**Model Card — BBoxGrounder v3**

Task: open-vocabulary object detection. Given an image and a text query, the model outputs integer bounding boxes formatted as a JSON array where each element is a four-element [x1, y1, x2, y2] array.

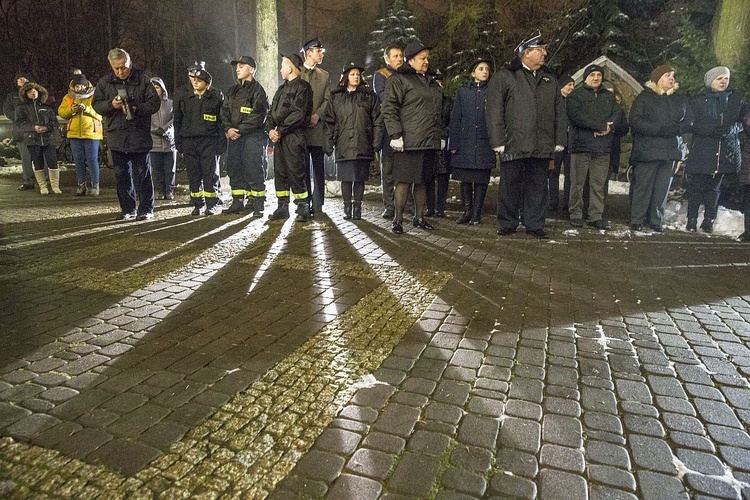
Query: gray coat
[[150, 78, 175, 153]]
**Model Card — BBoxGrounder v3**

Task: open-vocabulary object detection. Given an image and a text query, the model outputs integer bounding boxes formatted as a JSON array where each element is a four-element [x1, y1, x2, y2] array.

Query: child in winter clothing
[[15, 82, 60, 194], [58, 70, 103, 195]]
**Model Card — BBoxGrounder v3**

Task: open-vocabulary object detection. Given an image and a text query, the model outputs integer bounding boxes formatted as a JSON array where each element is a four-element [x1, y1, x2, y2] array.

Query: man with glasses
[[486, 32, 567, 239]]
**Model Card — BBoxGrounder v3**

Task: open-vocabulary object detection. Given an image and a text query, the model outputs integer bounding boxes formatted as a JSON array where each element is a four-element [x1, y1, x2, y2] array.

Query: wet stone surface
[[1, 169, 750, 498]]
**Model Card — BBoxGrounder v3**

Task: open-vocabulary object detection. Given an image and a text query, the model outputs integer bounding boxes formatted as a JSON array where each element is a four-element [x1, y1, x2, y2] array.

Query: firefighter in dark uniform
[[221, 55, 269, 216], [174, 62, 226, 216], [266, 54, 313, 221]]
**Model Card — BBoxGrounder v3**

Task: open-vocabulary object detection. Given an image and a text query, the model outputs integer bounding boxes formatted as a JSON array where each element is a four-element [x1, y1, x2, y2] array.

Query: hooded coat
[[149, 77, 175, 153], [3, 72, 35, 142], [15, 83, 58, 147], [686, 88, 744, 175], [485, 58, 567, 162], [92, 67, 161, 153], [381, 64, 444, 151], [629, 81, 691, 163], [448, 80, 495, 171], [325, 84, 382, 162], [58, 77, 103, 140]]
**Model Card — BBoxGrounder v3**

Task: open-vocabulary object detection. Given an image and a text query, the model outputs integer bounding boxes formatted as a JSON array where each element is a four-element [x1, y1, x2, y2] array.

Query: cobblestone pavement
[[1, 167, 749, 499]]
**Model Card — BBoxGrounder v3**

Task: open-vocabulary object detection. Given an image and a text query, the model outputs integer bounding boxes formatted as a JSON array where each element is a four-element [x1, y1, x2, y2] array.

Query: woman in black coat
[[629, 64, 691, 232], [381, 40, 445, 234], [449, 59, 494, 225], [325, 63, 382, 220], [685, 67, 744, 233], [15, 82, 60, 195]]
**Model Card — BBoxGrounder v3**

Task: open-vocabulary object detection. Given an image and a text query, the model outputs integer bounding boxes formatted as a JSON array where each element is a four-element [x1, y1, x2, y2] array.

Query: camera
[[115, 88, 134, 121]]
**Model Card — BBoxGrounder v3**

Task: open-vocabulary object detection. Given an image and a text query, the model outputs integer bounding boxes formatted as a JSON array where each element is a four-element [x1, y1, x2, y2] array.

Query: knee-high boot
[[34, 170, 49, 195], [457, 182, 473, 224]]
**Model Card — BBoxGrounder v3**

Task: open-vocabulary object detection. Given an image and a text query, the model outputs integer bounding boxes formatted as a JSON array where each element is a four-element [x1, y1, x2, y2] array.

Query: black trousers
[[305, 145, 325, 210], [28, 144, 57, 171], [687, 173, 723, 222], [226, 132, 266, 199], [274, 130, 308, 202], [497, 158, 549, 232], [549, 150, 570, 210], [183, 136, 221, 208]]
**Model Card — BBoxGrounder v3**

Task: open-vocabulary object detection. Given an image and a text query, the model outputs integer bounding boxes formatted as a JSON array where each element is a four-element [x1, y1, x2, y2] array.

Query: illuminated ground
[[1, 168, 749, 499]]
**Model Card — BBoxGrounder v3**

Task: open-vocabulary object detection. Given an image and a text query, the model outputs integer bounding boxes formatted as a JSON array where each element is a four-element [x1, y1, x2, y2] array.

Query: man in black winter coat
[[93, 48, 161, 221], [221, 56, 269, 217], [486, 32, 567, 239]]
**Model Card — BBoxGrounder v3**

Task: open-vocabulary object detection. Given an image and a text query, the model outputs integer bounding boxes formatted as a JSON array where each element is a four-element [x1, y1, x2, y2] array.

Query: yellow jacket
[[58, 82, 103, 140]]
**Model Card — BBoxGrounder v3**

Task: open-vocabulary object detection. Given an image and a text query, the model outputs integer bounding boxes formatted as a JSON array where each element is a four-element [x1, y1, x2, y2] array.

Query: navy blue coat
[[686, 88, 744, 175], [448, 80, 495, 171]]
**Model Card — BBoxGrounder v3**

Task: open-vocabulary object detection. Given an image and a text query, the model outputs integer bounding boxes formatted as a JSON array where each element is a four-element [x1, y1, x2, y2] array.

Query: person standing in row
[[685, 66, 744, 233], [449, 58, 494, 226], [373, 43, 404, 219], [299, 38, 331, 217], [325, 62, 382, 220], [4, 73, 36, 190], [548, 75, 575, 213], [16, 82, 61, 195], [149, 77, 176, 201], [221, 55, 269, 217], [566, 64, 623, 230], [381, 40, 445, 234], [93, 48, 160, 221], [486, 32, 566, 239], [629, 64, 691, 232], [266, 54, 313, 222], [174, 62, 226, 216]]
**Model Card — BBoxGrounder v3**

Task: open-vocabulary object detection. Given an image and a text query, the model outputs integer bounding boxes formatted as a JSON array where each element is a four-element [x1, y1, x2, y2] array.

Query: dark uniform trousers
[[305, 146, 325, 210], [226, 131, 266, 200], [274, 130, 309, 202], [111, 150, 154, 216], [182, 136, 221, 208], [497, 157, 549, 232], [687, 173, 723, 222]]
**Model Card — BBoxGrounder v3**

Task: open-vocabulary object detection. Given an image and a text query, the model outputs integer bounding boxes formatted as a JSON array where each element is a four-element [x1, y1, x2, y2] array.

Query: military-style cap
[[231, 56, 257, 67], [341, 62, 365, 75], [301, 38, 325, 53], [283, 53, 304, 72], [515, 31, 547, 53], [187, 61, 211, 84], [403, 40, 431, 61]]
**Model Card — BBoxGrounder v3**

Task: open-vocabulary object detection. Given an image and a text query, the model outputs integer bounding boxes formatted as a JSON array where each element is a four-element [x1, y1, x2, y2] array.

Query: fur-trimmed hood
[[644, 80, 679, 96], [19, 82, 48, 103]]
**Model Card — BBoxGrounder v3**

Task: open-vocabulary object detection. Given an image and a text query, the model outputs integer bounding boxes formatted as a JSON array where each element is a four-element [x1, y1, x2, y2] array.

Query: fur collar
[[645, 80, 679, 95]]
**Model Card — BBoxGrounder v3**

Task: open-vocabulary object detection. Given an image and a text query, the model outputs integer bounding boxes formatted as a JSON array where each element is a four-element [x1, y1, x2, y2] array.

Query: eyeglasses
[[529, 46, 547, 53]]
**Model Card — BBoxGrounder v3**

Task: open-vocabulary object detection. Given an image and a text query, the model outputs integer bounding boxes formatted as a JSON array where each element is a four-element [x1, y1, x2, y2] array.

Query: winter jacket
[[448, 80, 494, 171], [299, 65, 331, 147], [149, 78, 175, 153], [15, 83, 58, 147], [173, 85, 226, 154], [381, 64, 444, 151], [486, 58, 567, 162], [740, 108, 750, 186], [265, 77, 313, 137], [324, 85, 383, 162], [221, 78, 269, 137], [566, 84, 623, 154], [686, 88, 744, 175], [58, 79, 103, 140], [373, 65, 396, 103], [629, 81, 691, 164], [92, 67, 161, 153]]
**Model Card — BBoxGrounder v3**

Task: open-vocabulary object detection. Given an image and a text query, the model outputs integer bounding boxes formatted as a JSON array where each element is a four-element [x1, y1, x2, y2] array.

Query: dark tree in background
[[366, 0, 418, 76]]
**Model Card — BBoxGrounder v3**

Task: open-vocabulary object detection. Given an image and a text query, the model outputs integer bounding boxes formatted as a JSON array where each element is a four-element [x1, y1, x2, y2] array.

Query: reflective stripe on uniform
[[190, 191, 205, 198], [292, 191, 309, 200], [248, 189, 266, 197], [231, 189, 246, 196], [204, 191, 219, 198], [276, 190, 291, 197]]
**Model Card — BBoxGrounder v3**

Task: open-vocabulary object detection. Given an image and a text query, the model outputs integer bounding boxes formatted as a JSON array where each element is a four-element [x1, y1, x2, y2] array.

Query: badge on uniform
[[240, 106, 253, 114], [203, 114, 217, 121]]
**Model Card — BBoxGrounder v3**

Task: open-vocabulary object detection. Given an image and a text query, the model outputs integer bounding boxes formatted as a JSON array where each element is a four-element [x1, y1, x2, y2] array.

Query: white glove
[[494, 146, 505, 154], [554, 145, 565, 152], [440, 139, 446, 150], [390, 137, 404, 152]]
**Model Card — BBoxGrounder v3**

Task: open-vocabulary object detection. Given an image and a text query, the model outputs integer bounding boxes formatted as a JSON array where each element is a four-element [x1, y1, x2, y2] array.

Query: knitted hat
[[704, 66, 730, 87], [72, 69, 88, 87], [558, 75, 574, 89], [583, 64, 604, 81], [650, 64, 674, 83], [469, 58, 492, 74]]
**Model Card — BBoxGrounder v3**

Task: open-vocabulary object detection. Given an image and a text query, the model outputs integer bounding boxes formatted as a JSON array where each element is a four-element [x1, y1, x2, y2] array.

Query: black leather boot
[[457, 182, 473, 224], [224, 197, 245, 214], [352, 202, 362, 220], [470, 183, 487, 225], [269, 199, 290, 220], [295, 200, 310, 222], [700, 219, 714, 233], [343, 202, 353, 220], [686, 218, 697, 232], [252, 197, 265, 217]]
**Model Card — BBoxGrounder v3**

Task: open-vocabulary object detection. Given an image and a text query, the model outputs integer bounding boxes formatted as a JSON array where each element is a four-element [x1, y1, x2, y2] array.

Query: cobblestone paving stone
[[1, 169, 750, 499]]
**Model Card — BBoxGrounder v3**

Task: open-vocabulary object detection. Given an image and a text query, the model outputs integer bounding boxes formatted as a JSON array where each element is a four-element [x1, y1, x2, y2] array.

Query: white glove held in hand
[[441, 139, 446, 150], [554, 145, 565, 152], [494, 146, 505, 154], [390, 137, 404, 152]]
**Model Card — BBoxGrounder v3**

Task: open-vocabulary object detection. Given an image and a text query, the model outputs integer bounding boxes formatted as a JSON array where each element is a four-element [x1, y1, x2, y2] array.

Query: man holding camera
[[93, 48, 161, 220]]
